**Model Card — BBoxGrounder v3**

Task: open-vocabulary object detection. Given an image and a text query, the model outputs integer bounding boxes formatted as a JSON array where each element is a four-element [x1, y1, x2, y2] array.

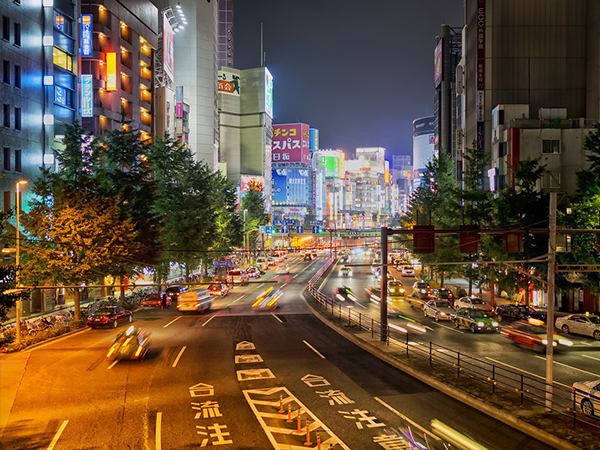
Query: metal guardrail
[[307, 258, 600, 433]]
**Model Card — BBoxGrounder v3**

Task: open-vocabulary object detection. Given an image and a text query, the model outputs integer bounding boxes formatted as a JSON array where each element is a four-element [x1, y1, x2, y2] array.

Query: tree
[[241, 181, 267, 254], [0, 210, 26, 322]]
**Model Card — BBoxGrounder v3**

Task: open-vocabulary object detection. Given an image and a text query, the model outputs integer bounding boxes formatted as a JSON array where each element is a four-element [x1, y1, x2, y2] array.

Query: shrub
[[3, 320, 87, 353]]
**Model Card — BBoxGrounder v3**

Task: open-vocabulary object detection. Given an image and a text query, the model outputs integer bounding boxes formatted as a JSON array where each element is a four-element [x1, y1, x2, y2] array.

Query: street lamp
[[15, 180, 27, 343]]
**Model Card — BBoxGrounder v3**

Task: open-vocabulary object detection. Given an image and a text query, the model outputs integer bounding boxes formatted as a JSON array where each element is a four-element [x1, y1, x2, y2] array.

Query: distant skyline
[[234, 0, 464, 159]]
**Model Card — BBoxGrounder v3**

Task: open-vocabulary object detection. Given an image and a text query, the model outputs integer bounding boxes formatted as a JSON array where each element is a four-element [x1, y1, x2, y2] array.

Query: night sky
[[234, 0, 464, 160]]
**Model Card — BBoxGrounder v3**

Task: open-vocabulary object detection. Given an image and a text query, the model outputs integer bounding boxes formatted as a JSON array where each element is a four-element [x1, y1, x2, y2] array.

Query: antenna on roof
[[260, 22, 264, 66]]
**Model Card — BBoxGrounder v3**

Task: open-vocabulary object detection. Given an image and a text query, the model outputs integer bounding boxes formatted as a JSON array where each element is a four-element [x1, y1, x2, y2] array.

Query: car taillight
[[134, 345, 143, 358], [102, 317, 109, 322], [87, 317, 93, 321]]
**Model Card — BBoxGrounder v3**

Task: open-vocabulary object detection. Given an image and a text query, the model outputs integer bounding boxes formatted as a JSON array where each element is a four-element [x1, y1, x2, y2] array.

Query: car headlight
[[492, 322, 499, 327], [477, 322, 484, 327], [440, 312, 446, 316]]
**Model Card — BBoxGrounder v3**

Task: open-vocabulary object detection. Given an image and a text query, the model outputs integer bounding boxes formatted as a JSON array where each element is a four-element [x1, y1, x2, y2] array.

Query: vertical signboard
[[81, 14, 92, 57], [265, 68, 273, 118], [163, 14, 174, 82], [434, 39, 443, 88], [176, 85, 183, 118], [272, 123, 310, 163], [81, 74, 93, 117], [106, 52, 117, 91], [309, 128, 319, 150], [271, 169, 287, 204], [476, 0, 485, 150]]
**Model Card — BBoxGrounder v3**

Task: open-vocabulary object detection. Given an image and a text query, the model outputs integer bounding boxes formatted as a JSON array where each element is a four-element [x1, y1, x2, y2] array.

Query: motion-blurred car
[[141, 292, 171, 308], [165, 285, 187, 301], [208, 283, 229, 297], [454, 296, 494, 313], [177, 290, 213, 313], [229, 269, 249, 285], [452, 307, 499, 333], [556, 314, 600, 340], [247, 266, 262, 278], [340, 255, 352, 265], [252, 286, 283, 310], [87, 306, 133, 329], [573, 379, 600, 417], [387, 280, 406, 297], [401, 266, 415, 277], [106, 325, 150, 361], [374, 268, 395, 283], [255, 257, 269, 271], [422, 299, 454, 321], [410, 281, 434, 307], [334, 286, 357, 303], [304, 253, 313, 261], [495, 304, 544, 323], [339, 266, 353, 277], [276, 264, 291, 274], [501, 319, 572, 352]]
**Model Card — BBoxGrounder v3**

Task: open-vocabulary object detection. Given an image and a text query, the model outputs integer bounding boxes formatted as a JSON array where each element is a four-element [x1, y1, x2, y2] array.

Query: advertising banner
[[476, 0, 485, 150], [218, 69, 240, 96], [271, 169, 287, 204], [240, 175, 263, 193], [81, 74, 93, 117], [106, 52, 117, 91], [81, 14, 92, 57], [265, 68, 273, 118], [310, 128, 319, 150], [163, 14, 174, 82], [434, 39, 443, 88], [319, 156, 340, 178], [272, 123, 310, 163]]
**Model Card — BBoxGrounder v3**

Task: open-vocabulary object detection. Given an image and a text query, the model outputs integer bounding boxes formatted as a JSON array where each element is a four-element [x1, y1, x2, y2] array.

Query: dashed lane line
[[302, 340, 326, 359], [271, 313, 283, 323], [201, 314, 217, 327], [485, 357, 571, 389], [163, 316, 182, 328], [243, 387, 350, 450], [582, 354, 600, 362], [155, 412, 162, 450], [434, 323, 464, 333], [374, 397, 441, 442], [47, 420, 68, 450], [107, 360, 119, 370], [172, 346, 186, 368], [534, 355, 600, 378]]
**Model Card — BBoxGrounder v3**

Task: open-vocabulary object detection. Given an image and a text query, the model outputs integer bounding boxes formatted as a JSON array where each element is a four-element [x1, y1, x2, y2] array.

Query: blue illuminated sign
[[81, 15, 92, 57], [81, 75, 93, 117]]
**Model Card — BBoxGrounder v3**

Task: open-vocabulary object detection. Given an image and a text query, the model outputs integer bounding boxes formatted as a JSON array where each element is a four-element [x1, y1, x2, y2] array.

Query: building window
[[53, 11, 73, 37], [2, 60, 8, 84], [542, 172, 561, 189], [3, 147, 10, 171], [13, 22, 20, 47], [2, 16, 9, 41], [14, 64, 20, 88], [3, 104, 9, 128], [3, 191, 11, 212], [542, 140, 560, 154], [14, 107, 20, 130], [14, 149, 21, 172], [53, 46, 73, 72]]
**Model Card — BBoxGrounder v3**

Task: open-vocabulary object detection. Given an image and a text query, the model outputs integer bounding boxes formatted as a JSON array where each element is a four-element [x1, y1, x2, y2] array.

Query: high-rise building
[[412, 117, 435, 188], [217, 0, 234, 68]]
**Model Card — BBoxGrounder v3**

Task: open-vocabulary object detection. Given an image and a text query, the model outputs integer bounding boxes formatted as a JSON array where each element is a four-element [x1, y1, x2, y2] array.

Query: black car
[[334, 286, 357, 302], [433, 288, 455, 303], [495, 304, 545, 322], [87, 306, 133, 329], [304, 253, 313, 261], [165, 285, 187, 301]]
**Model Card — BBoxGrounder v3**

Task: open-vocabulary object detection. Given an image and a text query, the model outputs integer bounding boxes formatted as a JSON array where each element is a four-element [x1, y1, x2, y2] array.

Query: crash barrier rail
[[307, 259, 600, 433]]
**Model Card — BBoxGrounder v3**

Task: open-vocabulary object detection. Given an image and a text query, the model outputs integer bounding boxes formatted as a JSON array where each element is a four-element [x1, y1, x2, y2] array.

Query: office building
[[412, 117, 435, 188], [217, 0, 234, 68]]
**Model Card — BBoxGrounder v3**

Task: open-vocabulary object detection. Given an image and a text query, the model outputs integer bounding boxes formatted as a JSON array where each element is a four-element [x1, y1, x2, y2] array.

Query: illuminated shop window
[[53, 47, 73, 72]]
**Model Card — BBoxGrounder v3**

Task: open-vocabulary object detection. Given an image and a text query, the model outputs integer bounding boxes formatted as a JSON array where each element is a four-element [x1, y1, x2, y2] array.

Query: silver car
[[556, 314, 600, 340], [423, 300, 454, 321], [573, 379, 600, 417]]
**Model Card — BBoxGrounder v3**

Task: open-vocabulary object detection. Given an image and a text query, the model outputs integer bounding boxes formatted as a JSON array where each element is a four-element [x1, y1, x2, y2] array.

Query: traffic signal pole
[[380, 226, 388, 342], [545, 192, 557, 409]]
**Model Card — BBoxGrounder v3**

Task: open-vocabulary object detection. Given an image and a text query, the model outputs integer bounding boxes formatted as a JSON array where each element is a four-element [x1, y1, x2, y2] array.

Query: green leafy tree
[[241, 181, 267, 255], [0, 210, 26, 322]]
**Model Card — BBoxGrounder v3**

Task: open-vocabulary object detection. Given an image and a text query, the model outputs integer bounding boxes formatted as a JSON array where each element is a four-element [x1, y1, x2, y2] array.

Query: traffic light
[[413, 225, 435, 254], [318, 227, 323, 233]]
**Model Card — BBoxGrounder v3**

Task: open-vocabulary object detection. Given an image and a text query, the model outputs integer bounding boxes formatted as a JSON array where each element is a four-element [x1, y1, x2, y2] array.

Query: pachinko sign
[[272, 123, 310, 163]]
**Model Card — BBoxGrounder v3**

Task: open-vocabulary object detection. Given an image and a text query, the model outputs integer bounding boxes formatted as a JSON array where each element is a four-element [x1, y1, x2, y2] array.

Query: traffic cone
[[278, 394, 284, 413], [296, 408, 302, 433], [316, 431, 321, 450], [304, 418, 312, 446], [286, 403, 293, 423]]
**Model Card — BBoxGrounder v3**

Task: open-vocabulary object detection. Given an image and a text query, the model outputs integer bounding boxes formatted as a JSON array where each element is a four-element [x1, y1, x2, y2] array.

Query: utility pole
[[380, 226, 388, 342], [545, 192, 557, 409]]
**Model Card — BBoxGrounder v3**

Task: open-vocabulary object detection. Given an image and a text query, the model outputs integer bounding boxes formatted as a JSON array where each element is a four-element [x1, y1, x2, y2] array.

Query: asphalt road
[[0, 255, 553, 449], [323, 251, 600, 391]]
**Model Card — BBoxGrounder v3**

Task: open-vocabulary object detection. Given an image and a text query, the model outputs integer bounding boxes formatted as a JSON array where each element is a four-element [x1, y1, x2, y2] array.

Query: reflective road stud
[[278, 394, 284, 413], [286, 403, 293, 423], [304, 418, 312, 446]]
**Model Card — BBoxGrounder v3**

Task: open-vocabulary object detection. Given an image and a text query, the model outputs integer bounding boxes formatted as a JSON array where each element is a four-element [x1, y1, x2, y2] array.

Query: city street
[[0, 255, 551, 450]]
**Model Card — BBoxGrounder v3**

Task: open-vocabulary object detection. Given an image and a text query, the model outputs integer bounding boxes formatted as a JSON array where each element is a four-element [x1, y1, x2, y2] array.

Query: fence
[[308, 258, 600, 433]]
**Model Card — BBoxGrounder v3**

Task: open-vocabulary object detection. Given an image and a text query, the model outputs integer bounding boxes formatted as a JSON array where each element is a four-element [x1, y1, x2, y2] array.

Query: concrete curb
[[301, 289, 582, 450], [12, 325, 90, 353]]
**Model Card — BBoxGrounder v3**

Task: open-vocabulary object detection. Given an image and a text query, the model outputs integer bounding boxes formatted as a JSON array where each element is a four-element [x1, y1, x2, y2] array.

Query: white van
[[176, 291, 212, 313]]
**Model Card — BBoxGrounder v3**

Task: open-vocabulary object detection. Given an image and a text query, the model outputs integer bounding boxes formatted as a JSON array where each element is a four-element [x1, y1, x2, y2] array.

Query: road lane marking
[[583, 355, 600, 362], [231, 295, 246, 304], [156, 412, 162, 450], [243, 387, 350, 450], [47, 420, 68, 450], [374, 397, 441, 442], [163, 316, 182, 328], [107, 360, 119, 370], [435, 323, 464, 333], [280, 283, 287, 288], [485, 357, 570, 389], [534, 355, 600, 378], [302, 340, 325, 359], [271, 313, 283, 323], [293, 274, 299, 278], [202, 314, 217, 327], [172, 346, 187, 368]]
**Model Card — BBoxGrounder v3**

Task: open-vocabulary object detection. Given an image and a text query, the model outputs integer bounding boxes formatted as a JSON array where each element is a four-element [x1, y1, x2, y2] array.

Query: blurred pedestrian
[[161, 293, 168, 310]]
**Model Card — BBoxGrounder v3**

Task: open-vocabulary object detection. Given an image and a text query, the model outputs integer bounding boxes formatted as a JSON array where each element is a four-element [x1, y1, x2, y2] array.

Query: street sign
[[296, 226, 303, 233], [265, 226, 273, 234], [273, 220, 283, 226], [281, 226, 289, 233], [259, 226, 265, 234], [284, 219, 297, 226], [309, 220, 323, 226], [312, 226, 319, 233]]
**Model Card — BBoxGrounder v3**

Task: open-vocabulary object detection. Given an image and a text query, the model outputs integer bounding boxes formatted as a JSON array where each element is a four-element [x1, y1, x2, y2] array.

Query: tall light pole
[[243, 209, 248, 265], [15, 180, 27, 343]]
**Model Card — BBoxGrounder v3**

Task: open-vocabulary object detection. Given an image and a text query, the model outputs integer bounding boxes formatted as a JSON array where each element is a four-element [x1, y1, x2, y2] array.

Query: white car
[[276, 264, 290, 275], [454, 296, 494, 313], [422, 300, 454, 321], [573, 379, 600, 417], [401, 266, 415, 277], [556, 314, 600, 340]]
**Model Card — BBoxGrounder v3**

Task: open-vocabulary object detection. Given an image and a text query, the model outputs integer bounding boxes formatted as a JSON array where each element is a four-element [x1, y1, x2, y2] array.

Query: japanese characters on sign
[[81, 15, 92, 57], [272, 123, 310, 163], [434, 39, 443, 88], [106, 52, 117, 91], [81, 75, 93, 117], [218, 69, 241, 96]]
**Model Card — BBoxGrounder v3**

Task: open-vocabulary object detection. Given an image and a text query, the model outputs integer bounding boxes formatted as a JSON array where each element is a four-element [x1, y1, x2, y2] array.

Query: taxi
[[573, 379, 600, 417], [452, 307, 499, 333], [252, 287, 283, 310], [339, 266, 353, 277]]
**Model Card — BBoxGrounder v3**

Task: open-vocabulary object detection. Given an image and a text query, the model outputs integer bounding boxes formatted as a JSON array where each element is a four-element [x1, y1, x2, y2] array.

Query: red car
[[208, 283, 229, 297], [141, 292, 171, 308], [501, 319, 572, 352]]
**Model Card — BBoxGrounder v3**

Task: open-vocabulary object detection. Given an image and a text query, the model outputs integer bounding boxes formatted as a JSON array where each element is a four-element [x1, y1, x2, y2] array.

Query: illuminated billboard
[[434, 39, 443, 88], [81, 14, 92, 57], [240, 175, 263, 193], [81, 74, 93, 117], [310, 128, 319, 150], [271, 169, 309, 205], [265, 68, 273, 118], [272, 123, 310, 163], [318, 150, 345, 178], [106, 52, 117, 91], [163, 14, 174, 82], [384, 160, 390, 184], [218, 69, 240, 96], [271, 170, 287, 204]]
